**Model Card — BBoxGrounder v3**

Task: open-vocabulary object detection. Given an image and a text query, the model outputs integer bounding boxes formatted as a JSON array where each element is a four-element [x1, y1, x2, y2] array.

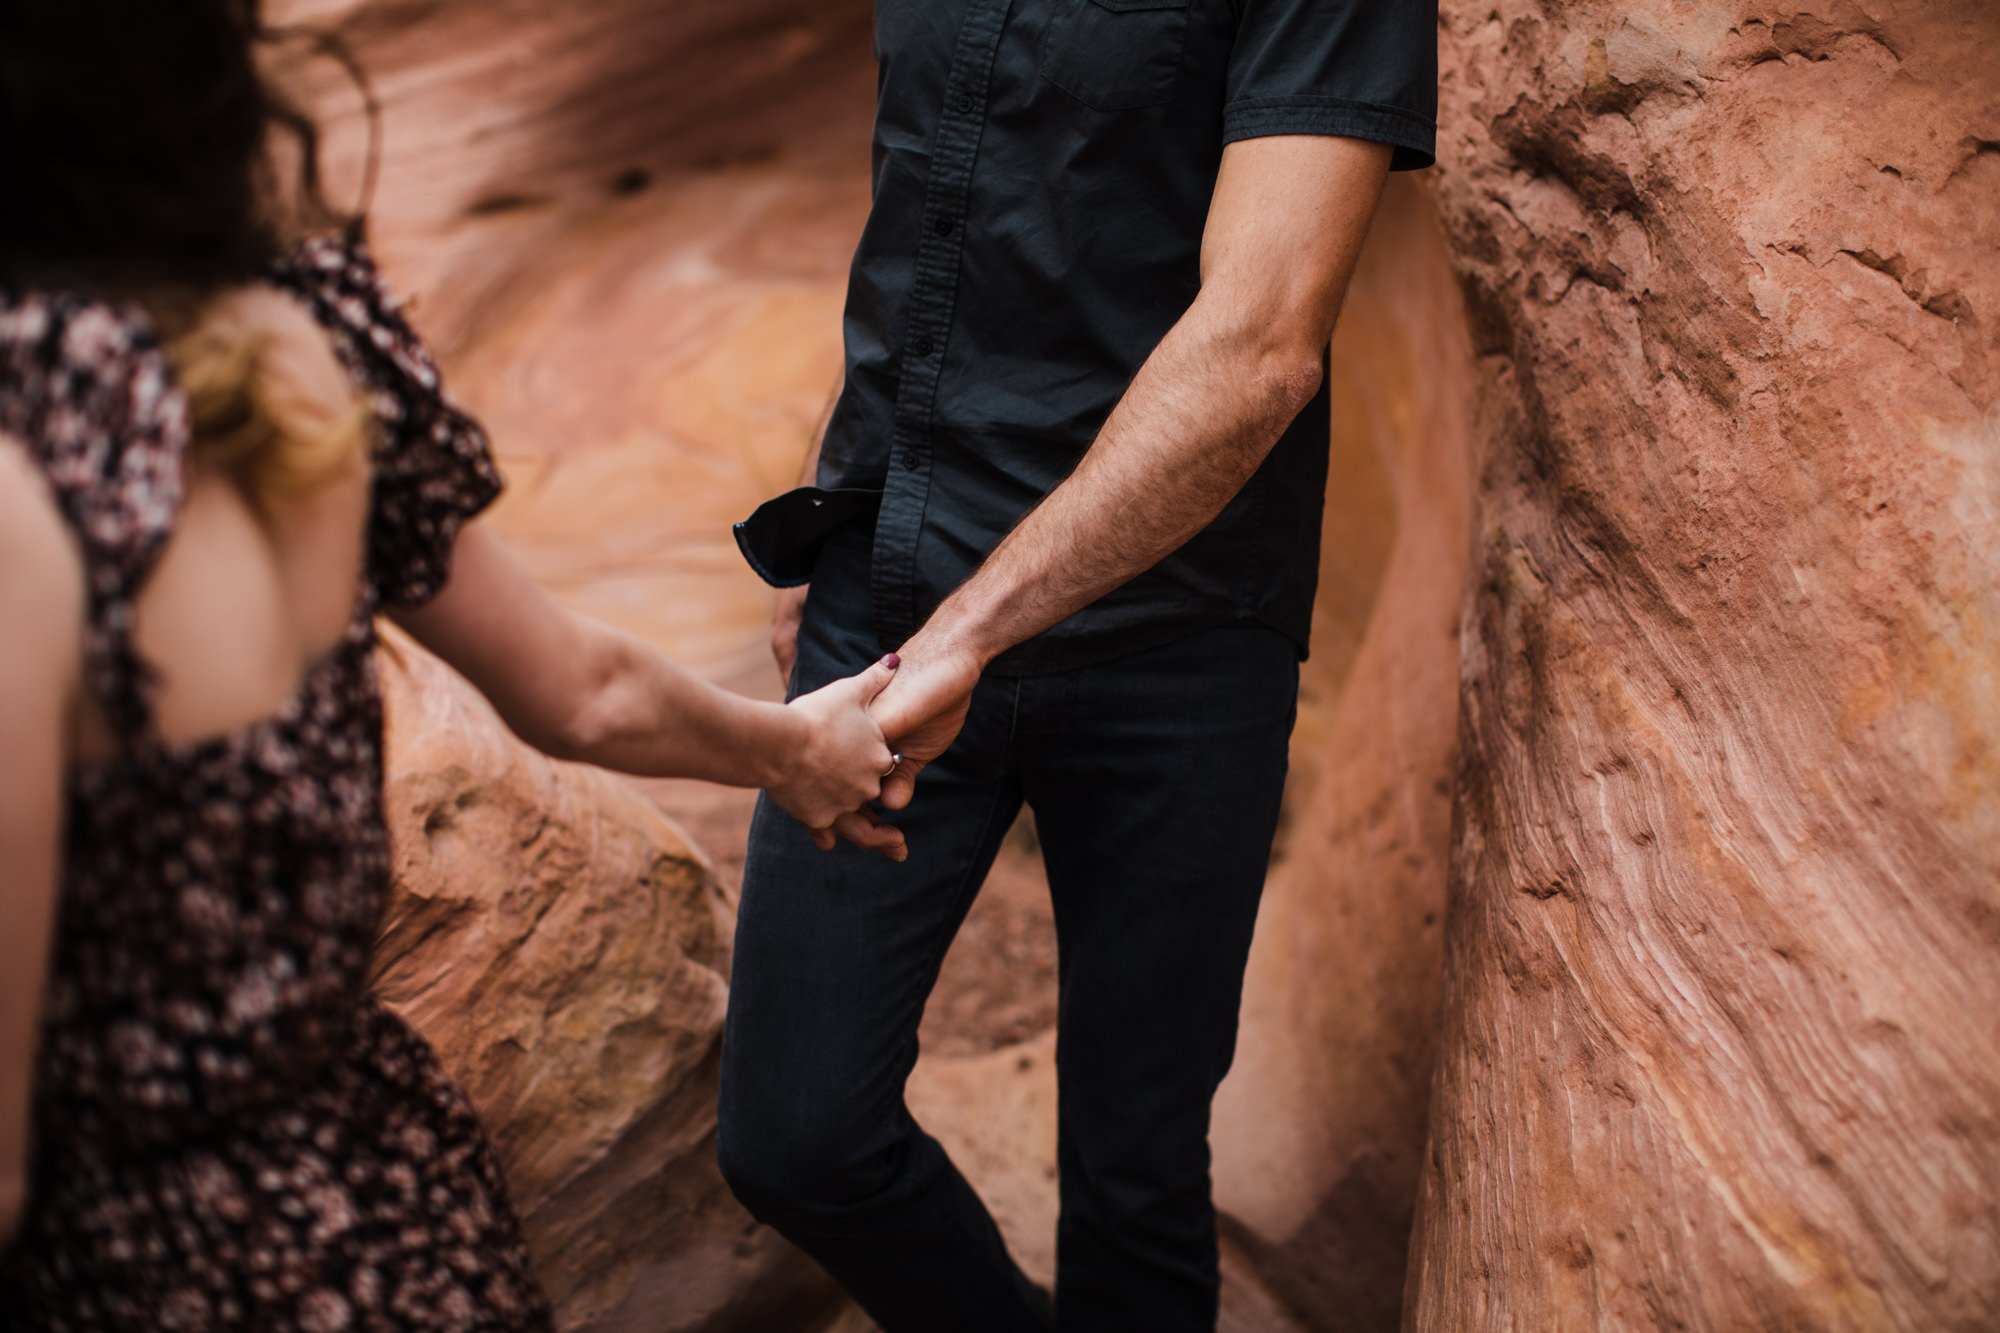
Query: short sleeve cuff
[[1223, 97, 1436, 171]]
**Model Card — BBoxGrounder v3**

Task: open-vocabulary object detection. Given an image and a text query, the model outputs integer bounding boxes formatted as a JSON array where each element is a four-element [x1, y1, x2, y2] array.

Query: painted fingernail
[[882, 653, 901, 670]]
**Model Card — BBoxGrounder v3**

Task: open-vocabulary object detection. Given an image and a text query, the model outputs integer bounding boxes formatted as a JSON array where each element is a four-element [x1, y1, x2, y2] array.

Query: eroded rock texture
[[1411, 3, 2000, 1328], [272, 0, 873, 249]]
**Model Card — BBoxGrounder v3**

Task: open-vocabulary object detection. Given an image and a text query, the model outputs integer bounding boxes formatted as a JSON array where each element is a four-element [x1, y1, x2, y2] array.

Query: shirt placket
[[870, 0, 1018, 651]]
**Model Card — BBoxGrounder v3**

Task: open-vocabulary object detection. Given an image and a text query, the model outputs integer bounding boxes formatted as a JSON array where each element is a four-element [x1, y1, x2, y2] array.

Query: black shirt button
[[901, 450, 922, 471], [915, 335, 936, 357], [952, 93, 974, 114], [932, 216, 955, 237]]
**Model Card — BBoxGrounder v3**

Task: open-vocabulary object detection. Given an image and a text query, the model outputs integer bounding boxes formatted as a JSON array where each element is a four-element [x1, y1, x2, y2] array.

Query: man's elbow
[[1193, 295, 1329, 434], [1251, 348, 1325, 437]]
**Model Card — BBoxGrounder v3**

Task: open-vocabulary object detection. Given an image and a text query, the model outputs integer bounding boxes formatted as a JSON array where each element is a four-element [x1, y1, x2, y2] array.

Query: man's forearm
[[906, 307, 1320, 669], [865, 137, 1389, 806], [897, 135, 1390, 676]]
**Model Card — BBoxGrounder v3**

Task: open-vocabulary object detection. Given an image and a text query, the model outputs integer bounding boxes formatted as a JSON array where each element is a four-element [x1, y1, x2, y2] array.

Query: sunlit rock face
[[1410, 3, 2000, 1328], [270, 0, 874, 251]]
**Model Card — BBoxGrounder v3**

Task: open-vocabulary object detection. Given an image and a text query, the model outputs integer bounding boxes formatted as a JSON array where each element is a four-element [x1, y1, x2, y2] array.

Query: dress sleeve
[[270, 236, 504, 610], [1224, 0, 1438, 171], [0, 290, 188, 741]]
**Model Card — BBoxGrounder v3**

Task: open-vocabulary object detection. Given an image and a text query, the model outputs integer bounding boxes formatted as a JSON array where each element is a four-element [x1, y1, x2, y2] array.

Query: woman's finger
[[831, 808, 907, 862]]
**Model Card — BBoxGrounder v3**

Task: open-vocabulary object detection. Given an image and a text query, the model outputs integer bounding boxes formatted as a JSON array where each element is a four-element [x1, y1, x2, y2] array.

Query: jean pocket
[[1038, 0, 1192, 112]]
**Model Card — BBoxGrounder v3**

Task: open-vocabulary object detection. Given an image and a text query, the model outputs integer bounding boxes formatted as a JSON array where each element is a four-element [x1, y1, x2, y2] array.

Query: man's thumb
[[882, 760, 924, 812]]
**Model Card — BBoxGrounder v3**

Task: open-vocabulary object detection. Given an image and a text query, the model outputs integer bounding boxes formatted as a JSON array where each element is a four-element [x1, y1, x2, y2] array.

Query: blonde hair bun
[[159, 285, 369, 502]]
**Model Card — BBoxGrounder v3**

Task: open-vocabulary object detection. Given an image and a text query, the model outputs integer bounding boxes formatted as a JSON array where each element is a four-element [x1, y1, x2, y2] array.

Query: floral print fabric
[[0, 238, 551, 1332]]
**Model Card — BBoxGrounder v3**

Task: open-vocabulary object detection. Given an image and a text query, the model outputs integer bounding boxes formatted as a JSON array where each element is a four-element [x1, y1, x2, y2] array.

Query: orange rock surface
[[1409, 2, 2000, 1328]]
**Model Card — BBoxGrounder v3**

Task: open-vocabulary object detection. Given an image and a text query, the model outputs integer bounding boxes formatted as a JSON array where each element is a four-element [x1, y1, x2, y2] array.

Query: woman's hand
[[769, 655, 907, 861], [398, 525, 909, 858]]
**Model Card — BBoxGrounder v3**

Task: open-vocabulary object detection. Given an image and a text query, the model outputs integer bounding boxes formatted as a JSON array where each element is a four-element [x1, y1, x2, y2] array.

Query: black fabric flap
[[733, 486, 883, 588]]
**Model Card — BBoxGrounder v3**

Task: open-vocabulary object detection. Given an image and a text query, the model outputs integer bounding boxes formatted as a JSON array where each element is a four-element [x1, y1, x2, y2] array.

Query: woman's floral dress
[[0, 238, 555, 1333]]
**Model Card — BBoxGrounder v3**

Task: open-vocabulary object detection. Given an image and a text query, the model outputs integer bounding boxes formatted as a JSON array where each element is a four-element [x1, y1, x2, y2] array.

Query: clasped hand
[[765, 649, 982, 862]]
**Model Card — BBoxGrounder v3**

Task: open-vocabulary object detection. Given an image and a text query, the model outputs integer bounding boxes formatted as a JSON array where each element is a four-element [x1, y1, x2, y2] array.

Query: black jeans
[[718, 525, 1297, 1332]]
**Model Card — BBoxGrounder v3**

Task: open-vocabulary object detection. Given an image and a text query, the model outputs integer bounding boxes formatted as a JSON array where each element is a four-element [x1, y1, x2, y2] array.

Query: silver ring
[[881, 754, 902, 778]]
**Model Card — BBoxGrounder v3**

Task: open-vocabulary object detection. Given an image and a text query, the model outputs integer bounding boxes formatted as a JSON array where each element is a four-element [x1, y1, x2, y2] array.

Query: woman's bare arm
[[0, 438, 84, 1242], [390, 522, 906, 854]]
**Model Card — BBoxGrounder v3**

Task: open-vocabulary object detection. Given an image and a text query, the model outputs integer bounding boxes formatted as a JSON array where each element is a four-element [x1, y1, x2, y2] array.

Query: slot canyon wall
[[1410, 2, 2000, 1330], [268, 0, 1999, 1329]]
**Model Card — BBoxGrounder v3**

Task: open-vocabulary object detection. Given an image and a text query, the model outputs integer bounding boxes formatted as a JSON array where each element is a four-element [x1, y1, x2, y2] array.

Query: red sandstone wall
[[1410, 3, 2000, 1327]]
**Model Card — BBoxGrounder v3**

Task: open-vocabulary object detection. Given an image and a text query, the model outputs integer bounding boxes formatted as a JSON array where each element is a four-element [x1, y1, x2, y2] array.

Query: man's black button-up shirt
[[737, 0, 1437, 674]]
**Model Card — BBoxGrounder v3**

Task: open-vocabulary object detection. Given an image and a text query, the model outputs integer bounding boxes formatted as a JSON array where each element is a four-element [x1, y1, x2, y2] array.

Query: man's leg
[[1019, 624, 1299, 1331], [718, 533, 1049, 1333]]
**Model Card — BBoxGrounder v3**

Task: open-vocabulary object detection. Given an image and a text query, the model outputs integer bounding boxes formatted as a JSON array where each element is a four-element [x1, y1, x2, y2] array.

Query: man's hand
[[868, 642, 986, 811], [771, 584, 809, 687]]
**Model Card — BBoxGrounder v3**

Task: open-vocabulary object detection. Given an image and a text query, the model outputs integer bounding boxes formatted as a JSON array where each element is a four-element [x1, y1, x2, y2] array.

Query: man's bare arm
[[872, 134, 1393, 804]]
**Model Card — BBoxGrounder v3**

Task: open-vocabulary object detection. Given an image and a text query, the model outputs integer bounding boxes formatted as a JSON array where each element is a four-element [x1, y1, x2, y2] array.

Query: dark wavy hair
[[0, 0, 365, 290]]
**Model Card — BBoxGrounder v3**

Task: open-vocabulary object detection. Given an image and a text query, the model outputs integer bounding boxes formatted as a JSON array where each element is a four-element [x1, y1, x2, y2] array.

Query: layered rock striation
[[1410, 3, 2000, 1328]]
